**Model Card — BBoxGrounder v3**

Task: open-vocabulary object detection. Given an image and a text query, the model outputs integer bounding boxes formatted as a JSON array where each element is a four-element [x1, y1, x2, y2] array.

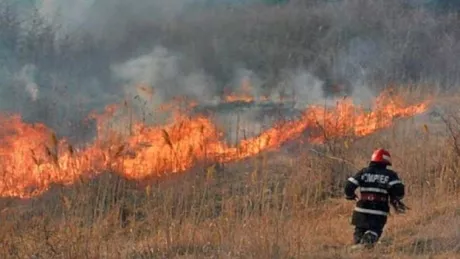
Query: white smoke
[[111, 46, 216, 119], [287, 70, 325, 109], [36, 0, 200, 38], [16, 64, 39, 102], [37, 0, 96, 38]]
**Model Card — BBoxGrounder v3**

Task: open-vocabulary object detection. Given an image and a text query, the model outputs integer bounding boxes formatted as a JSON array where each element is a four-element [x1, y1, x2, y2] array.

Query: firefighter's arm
[[344, 171, 361, 200], [388, 173, 407, 213], [388, 173, 405, 200]]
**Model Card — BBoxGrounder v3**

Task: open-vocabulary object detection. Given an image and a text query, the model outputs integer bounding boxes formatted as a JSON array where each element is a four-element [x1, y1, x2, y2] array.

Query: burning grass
[[0, 88, 429, 198], [1, 87, 459, 258]]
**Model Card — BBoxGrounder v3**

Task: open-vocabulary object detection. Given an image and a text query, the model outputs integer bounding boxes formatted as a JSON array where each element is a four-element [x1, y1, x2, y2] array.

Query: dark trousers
[[353, 226, 383, 245], [351, 210, 387, 245]]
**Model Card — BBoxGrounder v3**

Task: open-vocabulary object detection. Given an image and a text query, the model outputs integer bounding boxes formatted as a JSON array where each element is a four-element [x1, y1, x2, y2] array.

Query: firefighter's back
[[350, 163, 403, 229], [355, 166, 395, 216]]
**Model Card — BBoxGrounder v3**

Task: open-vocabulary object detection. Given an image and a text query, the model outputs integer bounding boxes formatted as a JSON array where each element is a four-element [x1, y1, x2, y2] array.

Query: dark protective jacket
[[344, 162, 405, 229]]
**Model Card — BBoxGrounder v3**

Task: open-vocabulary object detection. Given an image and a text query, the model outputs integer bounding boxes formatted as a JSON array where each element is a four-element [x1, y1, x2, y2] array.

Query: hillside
[[2, 0, 460, 258]]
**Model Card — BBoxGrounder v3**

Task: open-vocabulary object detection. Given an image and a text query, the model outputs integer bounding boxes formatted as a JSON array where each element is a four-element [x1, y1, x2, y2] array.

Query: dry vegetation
[[2, 1, 460, 258], [1, 88, 459, 259]]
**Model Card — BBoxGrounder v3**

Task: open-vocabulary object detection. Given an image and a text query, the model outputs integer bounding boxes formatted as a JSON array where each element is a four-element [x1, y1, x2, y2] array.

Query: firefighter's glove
[[391, 199, 407, 214]]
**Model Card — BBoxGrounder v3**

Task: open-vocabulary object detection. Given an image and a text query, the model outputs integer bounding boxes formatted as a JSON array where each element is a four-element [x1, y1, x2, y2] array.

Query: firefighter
[[344, 148, 406, 249]]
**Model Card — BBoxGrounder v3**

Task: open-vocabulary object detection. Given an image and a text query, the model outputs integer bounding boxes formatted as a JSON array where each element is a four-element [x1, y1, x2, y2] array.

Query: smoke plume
[[0, 0, 459, 141]]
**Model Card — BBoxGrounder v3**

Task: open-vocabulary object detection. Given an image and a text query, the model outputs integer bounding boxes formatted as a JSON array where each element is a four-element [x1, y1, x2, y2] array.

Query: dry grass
[[0, 88, 460, 259], [3, 1, 460, 258]]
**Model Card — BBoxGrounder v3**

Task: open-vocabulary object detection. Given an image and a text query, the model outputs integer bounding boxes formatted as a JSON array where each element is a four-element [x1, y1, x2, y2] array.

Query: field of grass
[[3, 1, 460, 258], [1, 87, 460, 259]]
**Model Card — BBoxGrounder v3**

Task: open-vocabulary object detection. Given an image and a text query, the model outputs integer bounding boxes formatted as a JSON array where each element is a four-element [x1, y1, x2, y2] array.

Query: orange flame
[[223, 78, 269, 103], [0, 90, 430, 198]]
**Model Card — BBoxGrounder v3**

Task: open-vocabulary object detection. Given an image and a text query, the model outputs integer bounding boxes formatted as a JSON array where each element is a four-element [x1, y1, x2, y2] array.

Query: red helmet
[[371, 148, 392, 165]]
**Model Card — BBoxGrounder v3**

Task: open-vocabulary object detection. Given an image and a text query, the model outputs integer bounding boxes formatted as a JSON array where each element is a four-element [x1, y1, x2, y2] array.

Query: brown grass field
[[1, 86, 460, 259], [4, 1, 460, 258]]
